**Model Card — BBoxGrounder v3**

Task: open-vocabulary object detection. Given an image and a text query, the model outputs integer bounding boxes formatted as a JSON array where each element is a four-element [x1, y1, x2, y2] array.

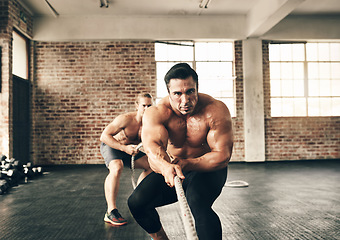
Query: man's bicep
[[142, 108, 168, 148], [207, 118, 233, 156], [104, 115, 129, 135]]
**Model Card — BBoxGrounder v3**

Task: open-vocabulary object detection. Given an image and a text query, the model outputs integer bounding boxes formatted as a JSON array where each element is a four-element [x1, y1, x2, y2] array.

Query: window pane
[[332, 98, 340, 115], [270, 62, 281, 79], [281, 63, 293, 79], [218, 98, 235, 117], [294, 80, 304, 96], [12, 31, 28, 79], [332, 80, 340, 96], [282, 98, 294, 116], [292, 44, 305, 61], [271, 80, 281, 97], [293, 98, 307, 116], [272, 97, 307, 117], [331, 63, 340, 79], [319, 98, 332, 116], [281, 80, 294, 96], [269, 44, 280, 61], [155, 43, 168, 61], [319, 63, 331, 79], [195, 42, 233, 61], [155, 42, 193, 61], [271, 98, 282, 117], [197, 62, 234, 98], [281, 44, 293, 61], [309, 79, 319, 96], [319, 80, 331, 96], [318, 43, 330, 61], [196, 62, 233, 79], [293, 63, 304, 79], [306, 43, 318, 61], [330, 43, 340, 61], [308, 98, 320, 116], [308, 63, 319, 79], [307, 97, 335, 116]]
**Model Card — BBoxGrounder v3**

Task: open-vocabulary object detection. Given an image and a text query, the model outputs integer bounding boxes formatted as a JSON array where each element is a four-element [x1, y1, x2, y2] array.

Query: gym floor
[[0, 160, 339, 240]]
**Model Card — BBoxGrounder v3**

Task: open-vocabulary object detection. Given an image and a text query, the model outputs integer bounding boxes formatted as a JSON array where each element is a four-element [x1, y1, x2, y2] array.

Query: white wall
[[32, 14, 340, 41], [263, 15, 340, 40], [33, 15, 247, 41]]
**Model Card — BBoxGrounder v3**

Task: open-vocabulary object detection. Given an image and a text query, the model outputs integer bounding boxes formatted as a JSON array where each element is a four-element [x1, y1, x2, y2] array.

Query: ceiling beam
[[246, 0, 305, 38]]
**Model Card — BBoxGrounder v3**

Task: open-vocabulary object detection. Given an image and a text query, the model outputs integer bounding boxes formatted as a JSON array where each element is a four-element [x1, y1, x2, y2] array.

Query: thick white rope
[[130, 143, 198, 239], [174, 175, 199, 240], [131, 142, 144, 189]]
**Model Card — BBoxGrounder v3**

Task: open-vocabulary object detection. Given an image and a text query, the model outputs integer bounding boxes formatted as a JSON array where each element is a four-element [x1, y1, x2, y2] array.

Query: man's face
[[136, 97, 152, 115], [168, 76, 198, 116]]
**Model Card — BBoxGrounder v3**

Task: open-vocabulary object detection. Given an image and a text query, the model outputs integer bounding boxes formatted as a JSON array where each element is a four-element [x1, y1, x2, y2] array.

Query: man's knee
[[127, 192, 140, 214], [108, 160, 124, 174], [134, 155, 150, 170]]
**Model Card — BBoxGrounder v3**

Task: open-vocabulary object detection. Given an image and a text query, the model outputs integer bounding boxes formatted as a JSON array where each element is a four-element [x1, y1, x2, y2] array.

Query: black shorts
[[100, 142, 146, 168]]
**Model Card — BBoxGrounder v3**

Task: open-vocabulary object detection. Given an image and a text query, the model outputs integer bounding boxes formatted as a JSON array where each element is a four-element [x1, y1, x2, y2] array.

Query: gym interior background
[[0, 1, 339, 239], [1, 0, 339, 165]]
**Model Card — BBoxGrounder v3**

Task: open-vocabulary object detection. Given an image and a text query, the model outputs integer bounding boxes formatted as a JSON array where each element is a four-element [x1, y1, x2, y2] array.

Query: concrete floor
[[0, 160, 339, 240]]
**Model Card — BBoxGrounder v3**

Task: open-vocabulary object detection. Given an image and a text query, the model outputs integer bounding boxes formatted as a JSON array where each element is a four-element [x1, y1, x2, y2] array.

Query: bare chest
[[166, 116, 209, 148], [116, 122, 141, 144]]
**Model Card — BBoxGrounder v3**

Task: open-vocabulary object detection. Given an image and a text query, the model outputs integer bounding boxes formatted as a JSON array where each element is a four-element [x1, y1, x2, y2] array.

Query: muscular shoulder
[[145, 97, 172, 122], [198, 94, 231, 126], [112, 112, 136, 127]]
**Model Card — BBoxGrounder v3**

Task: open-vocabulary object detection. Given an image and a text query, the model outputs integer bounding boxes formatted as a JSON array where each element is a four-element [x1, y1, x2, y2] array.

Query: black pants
[[128, 168, 228, 240]]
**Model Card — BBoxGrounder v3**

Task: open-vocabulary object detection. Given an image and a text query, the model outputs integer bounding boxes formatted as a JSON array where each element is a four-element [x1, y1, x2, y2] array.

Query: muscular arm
[[100, 114, 136, 155], [142, 106, 185, 186], [142, 106, 170, 172], [181, 101, 233, 172]]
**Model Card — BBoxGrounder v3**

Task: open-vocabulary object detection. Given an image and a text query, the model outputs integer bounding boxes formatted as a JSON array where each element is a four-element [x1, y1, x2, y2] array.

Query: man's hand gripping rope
[[165, 152, 198, 240]]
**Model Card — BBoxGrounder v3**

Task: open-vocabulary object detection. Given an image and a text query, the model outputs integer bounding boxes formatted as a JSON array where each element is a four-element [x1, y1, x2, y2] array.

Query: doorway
[[12, 75, 30, 164]]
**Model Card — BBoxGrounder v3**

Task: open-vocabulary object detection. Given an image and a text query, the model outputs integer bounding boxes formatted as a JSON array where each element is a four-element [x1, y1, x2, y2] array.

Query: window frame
[[269, 42, 340, 117]]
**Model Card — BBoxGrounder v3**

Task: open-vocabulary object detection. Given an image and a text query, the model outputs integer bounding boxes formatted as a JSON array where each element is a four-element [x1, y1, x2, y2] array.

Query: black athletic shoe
[[104, 209, 128, 226]]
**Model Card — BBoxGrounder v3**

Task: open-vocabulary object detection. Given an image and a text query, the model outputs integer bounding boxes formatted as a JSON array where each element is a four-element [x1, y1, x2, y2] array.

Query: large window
[[269, 42, 340, 117], [155, 41, 236, 117]]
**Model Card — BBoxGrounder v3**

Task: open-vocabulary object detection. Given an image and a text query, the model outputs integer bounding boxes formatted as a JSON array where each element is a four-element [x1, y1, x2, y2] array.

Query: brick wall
[[265, 117, 340, 160], [231, 40, 245, 161], [262, 41, 340, 161], [32, 41, 156, 165]]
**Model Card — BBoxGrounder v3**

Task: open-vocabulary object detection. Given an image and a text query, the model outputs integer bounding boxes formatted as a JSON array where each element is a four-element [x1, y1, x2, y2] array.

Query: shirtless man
[[100, 93, 153, 226], [128, 63, 233, 239]]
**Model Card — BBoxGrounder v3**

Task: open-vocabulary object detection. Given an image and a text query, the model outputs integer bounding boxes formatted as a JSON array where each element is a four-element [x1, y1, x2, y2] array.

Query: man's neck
[[135, 111, 143, 123]]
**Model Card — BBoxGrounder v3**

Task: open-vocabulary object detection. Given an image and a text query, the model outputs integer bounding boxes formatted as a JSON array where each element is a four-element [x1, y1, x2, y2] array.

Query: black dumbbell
[[0, 171, 16, 187], [23, 162, 36, 180], [0, 154, 7, 161], [32, 166, 43, 176], [1, 169, 21, 187]]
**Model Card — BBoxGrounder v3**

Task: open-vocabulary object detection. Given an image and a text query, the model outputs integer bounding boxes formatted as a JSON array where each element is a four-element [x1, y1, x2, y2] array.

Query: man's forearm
[[181, 151, 231, 172], [144, 144, 172, 174], [101, 134, 125, 152]]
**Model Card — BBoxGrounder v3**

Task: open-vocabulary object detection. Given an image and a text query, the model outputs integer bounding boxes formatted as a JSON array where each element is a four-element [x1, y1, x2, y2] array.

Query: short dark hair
[[164, 63, 198, 91]]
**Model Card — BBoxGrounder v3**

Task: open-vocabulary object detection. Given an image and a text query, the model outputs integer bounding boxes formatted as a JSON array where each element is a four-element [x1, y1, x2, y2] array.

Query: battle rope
[[174, 175, 199, 240], [130, 142, 144, 189], [130, 143, 198, 240]]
